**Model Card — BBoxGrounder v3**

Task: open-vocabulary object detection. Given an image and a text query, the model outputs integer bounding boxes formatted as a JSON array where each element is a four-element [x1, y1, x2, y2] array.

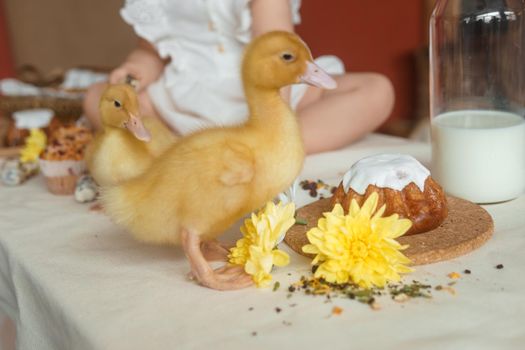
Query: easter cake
[[330, 154, 448, 235]]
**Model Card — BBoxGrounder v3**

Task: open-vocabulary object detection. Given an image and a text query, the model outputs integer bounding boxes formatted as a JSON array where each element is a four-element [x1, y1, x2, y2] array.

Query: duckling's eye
[[280, 52, 295, 62], [114, 100, 122, 108]]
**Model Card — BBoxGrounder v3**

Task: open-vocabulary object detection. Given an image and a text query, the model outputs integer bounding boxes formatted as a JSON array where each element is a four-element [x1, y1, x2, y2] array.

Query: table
[[1, 134, 524, 350]]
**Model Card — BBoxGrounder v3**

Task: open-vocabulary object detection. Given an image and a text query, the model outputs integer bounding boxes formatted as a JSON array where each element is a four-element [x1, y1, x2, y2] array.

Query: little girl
[[83, 0, 394, 154]]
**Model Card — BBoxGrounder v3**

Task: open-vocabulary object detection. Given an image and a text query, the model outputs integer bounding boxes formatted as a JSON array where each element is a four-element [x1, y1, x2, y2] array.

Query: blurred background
[[0, 0, 435, 137]]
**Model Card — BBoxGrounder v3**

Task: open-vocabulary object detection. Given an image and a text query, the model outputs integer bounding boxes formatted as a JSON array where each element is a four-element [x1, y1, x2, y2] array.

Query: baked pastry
[[6, 109, 57, 147], [331, 154, 448, 235], [39, 125, 93, 195]]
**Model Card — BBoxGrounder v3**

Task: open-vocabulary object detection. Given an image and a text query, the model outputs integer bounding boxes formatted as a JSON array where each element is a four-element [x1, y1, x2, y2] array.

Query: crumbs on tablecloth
[[287, 276, 433, 310], [275, 307, 282, 313], [496, 264, 504, 269], [389, 281, 433, 299], [447, 272, 461, 279], [332, 306, 343, 315], [251, 331, 257, 336], [435, 285, 456, 295], [370, 302, 382, 311], [300, 179, 336, 198], [464, 269, 471, 274], [273, 281, 280, 291]]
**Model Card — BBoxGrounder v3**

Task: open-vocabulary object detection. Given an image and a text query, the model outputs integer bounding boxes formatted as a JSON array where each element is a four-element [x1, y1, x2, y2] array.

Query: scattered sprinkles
[[287, 276, 433, 309], [273, 281, 280, 292], [435, 285, 456, 295], [447, 272, 461, 279], [370, 302, 382, 311], [389, 281, 433, 299], [332, 306, 343, 316], [393, 293, 409, 303]]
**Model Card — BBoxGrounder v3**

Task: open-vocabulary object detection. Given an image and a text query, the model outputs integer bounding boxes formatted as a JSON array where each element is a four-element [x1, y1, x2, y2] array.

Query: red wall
[[0, 0, 14, 78], [296, 1, 425, 123]]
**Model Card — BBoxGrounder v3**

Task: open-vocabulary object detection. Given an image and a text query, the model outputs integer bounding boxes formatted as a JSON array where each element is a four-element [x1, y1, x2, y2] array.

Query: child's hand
[[110, 40, 166, 92], [109, 63, 149, 91]]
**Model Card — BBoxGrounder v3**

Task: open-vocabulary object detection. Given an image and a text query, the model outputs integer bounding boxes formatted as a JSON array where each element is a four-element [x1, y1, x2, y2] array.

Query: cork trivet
[[285, 196, 494, 266]]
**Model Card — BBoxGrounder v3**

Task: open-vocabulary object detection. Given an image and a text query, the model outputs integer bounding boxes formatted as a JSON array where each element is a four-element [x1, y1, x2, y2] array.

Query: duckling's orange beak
[[299, 61, 337, 89], [125, 113, 151, 142]]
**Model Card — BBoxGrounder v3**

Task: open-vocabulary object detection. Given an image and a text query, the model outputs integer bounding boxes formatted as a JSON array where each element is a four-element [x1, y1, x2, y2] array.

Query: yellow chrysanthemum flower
[[228, 201, 295, 287], [302, 192, 413, 289], [20, 129, 47, 163]]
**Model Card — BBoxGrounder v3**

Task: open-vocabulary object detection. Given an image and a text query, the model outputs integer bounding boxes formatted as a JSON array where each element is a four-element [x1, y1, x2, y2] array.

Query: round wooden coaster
[[285, 196, 494, 265]]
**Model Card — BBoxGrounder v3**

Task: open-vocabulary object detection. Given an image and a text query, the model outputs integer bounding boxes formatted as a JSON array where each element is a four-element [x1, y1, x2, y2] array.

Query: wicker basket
[[0, 95, 83, 121], [0, 64, 110, 121], [0, 65, 110, 148]]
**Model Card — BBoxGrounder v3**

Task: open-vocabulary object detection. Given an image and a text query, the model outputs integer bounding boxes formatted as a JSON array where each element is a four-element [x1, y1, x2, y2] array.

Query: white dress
[[121, 0, 344, 135]]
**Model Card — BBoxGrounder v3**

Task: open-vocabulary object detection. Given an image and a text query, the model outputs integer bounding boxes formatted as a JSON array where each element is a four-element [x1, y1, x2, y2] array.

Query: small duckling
[[85, 84, 176, 186]]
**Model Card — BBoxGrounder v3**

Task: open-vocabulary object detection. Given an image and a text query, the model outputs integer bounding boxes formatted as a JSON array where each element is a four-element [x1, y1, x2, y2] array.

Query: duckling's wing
[[219, 141, 254, 186]]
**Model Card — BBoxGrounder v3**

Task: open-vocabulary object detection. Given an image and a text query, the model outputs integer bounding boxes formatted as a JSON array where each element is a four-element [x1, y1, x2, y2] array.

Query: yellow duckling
[[85, 84, 176, 186], [101, 31, 337, 290]]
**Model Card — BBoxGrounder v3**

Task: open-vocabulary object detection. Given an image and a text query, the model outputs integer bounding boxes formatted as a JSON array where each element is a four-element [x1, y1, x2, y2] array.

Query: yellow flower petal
[[228, 200, 296, 288], [272, 250, 290, 267], [304, 191, 413, 289], [20, 129, 47, 163], [388, 218, 413, 238], [372, 204, 387, 220], [302, 244, 319, 255], [359, 192, 379, 217]]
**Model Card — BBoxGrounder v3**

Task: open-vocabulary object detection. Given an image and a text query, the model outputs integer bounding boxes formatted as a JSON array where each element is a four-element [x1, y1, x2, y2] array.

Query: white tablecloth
[[0, 134, 524, 350]]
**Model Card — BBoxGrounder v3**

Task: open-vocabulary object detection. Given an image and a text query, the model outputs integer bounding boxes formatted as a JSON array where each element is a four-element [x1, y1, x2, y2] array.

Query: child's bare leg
[[297, 73, 394, 154], [82, 82, 165, 130]]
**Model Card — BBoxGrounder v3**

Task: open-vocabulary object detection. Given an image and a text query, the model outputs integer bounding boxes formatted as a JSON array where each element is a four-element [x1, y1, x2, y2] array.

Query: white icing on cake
[[342, 154, 430, 195]]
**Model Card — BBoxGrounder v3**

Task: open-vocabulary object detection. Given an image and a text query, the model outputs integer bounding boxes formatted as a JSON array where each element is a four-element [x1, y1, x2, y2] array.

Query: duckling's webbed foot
[[181, 230, 253, 290], [200, 239, 233, 262]]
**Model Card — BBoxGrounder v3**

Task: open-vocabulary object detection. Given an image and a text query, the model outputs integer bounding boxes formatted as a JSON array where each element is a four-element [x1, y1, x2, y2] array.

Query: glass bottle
[[430, 0, 525, 203]]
